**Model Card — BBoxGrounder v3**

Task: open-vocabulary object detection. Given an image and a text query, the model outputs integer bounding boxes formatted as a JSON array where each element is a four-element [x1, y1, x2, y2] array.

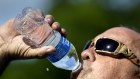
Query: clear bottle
[[13, 7, 81, 71]]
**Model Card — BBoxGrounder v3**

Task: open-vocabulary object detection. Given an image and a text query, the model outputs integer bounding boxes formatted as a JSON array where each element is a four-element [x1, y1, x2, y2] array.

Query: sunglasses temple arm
[[130, 57, 140, 66]]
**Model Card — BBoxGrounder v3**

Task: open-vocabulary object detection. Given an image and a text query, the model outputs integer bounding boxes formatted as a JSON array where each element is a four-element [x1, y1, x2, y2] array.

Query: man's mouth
[[70, 61, 83, 79]]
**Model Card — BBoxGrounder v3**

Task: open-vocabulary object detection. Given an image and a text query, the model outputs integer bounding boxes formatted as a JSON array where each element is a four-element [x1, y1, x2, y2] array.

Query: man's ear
[[130, 39, 140, 59]]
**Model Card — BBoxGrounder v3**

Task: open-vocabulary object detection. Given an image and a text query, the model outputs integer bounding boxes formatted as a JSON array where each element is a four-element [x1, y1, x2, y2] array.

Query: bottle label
[[47, 36, 71, 63]]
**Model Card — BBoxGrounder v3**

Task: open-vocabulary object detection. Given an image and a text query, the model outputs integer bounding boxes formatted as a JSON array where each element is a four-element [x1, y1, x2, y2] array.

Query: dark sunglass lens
[[83, 40, 92, 50], [95, 38, 119, 52]]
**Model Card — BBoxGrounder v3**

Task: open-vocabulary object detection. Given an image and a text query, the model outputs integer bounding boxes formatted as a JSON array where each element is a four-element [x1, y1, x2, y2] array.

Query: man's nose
[[81, 47, 95, 62]]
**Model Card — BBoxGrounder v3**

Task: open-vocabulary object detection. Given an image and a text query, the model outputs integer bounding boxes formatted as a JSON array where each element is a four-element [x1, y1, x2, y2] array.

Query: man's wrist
[[0, 53, 11, 75], [0, 35, 11, 76]]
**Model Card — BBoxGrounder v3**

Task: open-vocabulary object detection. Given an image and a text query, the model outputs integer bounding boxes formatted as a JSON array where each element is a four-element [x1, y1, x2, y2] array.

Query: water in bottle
[[13, 7, 81, 71]]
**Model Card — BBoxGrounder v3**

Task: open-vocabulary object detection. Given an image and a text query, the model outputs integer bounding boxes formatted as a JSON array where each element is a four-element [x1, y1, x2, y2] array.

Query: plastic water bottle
[[13, 7, 81, 71]]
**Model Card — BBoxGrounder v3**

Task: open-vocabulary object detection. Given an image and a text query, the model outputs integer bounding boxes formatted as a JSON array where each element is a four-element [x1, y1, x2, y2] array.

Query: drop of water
[[46, 68, 49, 71]]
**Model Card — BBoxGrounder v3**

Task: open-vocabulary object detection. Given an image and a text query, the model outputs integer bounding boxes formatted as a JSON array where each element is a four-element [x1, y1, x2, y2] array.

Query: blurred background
[[1, 0, 140, 79]]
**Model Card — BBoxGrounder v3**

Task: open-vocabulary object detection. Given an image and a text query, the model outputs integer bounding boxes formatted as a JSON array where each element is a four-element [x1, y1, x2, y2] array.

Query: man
[[1, 15, 140, 79], [71, 27, 140, 79]]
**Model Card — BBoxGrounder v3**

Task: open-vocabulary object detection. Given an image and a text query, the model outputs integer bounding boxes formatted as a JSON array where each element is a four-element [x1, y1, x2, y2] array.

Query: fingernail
[[45, 46, 56, 53]]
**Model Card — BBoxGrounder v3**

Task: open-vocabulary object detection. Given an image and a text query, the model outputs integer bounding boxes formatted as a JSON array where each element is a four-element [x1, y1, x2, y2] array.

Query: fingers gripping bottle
[[13, 7, 81, 71]]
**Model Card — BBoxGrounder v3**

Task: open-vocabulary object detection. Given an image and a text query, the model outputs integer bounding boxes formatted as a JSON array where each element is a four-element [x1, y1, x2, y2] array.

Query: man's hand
[[0, 15, 66, 75]]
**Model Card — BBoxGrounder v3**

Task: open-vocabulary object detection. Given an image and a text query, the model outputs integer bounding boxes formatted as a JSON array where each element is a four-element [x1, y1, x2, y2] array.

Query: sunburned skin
[[71, 27, 140, 79]]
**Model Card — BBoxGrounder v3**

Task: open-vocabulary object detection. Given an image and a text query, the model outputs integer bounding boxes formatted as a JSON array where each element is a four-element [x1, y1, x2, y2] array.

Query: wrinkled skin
[[71, 27, 140, 79]]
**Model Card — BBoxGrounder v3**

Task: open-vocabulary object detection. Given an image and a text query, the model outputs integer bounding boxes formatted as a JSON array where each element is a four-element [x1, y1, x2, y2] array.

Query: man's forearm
[[0, 33, 10, 76]]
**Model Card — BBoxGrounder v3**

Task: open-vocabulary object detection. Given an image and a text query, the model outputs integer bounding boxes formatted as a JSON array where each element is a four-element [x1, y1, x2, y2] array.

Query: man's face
[[71, 27, 140, 79]]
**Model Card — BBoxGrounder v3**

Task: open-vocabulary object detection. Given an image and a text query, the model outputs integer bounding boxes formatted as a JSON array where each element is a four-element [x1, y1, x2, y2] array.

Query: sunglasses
[[83, 38, 140, 66]]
